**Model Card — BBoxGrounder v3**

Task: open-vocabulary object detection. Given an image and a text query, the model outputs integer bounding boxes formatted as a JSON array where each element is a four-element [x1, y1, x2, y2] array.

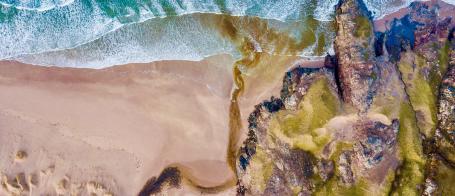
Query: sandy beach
[[0, 53, 321, 195], [0, 55, 237, 195], [1, 1, 453, 195]]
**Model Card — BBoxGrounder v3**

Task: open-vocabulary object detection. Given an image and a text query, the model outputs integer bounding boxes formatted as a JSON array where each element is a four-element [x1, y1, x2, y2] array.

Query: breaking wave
[[1, 0, 451, 68]]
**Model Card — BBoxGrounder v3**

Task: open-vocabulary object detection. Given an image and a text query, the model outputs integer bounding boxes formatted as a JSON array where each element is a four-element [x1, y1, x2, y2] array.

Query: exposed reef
[[236, 0, 455, 195]]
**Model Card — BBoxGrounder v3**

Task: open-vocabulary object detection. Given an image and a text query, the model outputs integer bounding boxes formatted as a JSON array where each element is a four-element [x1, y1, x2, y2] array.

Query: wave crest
[[2, 0, 450, 67]]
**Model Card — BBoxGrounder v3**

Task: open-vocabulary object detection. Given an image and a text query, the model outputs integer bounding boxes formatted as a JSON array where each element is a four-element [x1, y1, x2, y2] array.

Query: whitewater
[[1, 0, 453, 68]]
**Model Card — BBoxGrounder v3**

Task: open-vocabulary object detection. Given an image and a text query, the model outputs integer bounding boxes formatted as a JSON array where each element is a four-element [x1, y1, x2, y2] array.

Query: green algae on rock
[[397, 52, 438, 138], [236, 67, 339, 195], [236, 0, 454, 195]]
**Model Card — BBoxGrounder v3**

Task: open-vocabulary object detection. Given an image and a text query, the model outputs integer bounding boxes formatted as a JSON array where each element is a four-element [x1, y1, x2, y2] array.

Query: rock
[[236, 66, 339, 195], [338, 151, 355, 185], [436, 40, 455, 163], [354, 119, 398, 169], [317, 159, 334, 182], [138, 167, 181, 196], [14, 150, 27, 162], [237, 0, 402, 194], [334, 0, 377, 112]]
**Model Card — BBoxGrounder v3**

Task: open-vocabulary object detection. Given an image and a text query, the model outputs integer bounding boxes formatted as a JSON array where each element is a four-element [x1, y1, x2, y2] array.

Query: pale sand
[[0, 52, 320, 195], [0, 55, 237, 195]]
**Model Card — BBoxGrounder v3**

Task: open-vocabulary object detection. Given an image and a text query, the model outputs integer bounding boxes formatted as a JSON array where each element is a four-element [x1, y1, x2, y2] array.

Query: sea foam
[[2, 0, 452, 68], [12, 14, 334, 68]]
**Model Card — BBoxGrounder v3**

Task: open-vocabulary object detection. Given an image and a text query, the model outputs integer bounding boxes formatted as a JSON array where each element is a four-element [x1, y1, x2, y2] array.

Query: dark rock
[[262, 97, 284, 113], [385, 15, 419, 62], [354, 119, 399, 169], [317, 159, 334, 181], [374, 32, 385, 57], [324, 54, 338, 69], [138, 167, 181, 196], [338, 151, 355, 185]]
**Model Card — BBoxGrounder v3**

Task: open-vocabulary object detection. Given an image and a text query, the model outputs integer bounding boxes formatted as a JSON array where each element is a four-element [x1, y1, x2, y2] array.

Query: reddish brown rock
[[334, 0, 377, 112]]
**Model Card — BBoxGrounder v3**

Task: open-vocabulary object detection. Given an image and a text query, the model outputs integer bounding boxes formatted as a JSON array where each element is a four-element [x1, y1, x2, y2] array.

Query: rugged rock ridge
[[237, 67, 340, 195], [236, 0, 455, 195], [424, 28, 455, 196], [435, 30, 455, 163], [334, 0, 377, 112]]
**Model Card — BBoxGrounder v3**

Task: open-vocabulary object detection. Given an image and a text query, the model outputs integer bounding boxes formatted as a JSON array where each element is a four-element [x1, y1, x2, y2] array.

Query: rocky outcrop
[[133, 0, 453, 195], [139, 167, 181, 196], [237, 67, 339, 195], [424, 29, 455, 196], [436, 60, 455, 163], [236, 0, 454, 195], [334, 0, 377, 112], [437, 30, 455, 157]]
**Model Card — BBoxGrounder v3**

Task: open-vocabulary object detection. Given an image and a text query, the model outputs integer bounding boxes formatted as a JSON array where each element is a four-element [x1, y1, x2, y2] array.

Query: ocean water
[[1, 0, 451, 68], [442, 0, 455, 4], [12, 14, 335, 68]]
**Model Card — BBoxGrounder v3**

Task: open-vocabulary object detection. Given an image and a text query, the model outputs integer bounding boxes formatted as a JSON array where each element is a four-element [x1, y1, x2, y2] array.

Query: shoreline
[[0, 54, 322, 195], [1, 0, 453, 194]]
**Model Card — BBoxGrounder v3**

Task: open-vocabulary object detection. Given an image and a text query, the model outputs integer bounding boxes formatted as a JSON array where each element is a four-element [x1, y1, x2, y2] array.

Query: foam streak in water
[[2, 0, 453, 68], [11, 14, 334, 68]]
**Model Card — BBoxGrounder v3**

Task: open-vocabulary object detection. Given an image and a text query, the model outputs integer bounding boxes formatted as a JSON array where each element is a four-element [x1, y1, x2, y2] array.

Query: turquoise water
[[1, 0, 449, 68], [12, 13, 335, 67]]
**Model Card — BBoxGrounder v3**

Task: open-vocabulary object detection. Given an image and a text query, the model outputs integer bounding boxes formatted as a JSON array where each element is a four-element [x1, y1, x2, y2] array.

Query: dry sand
[[0, 55, 237, 195]]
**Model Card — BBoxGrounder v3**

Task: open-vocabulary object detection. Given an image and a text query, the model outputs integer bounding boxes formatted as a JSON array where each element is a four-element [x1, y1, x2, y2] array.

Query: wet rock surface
[[237, 0, 455, 195]]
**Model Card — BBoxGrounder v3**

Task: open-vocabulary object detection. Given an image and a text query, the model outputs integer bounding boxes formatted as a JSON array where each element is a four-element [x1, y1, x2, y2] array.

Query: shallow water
[[11, 13, 335, 68], [1, 0, 451, 68]]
